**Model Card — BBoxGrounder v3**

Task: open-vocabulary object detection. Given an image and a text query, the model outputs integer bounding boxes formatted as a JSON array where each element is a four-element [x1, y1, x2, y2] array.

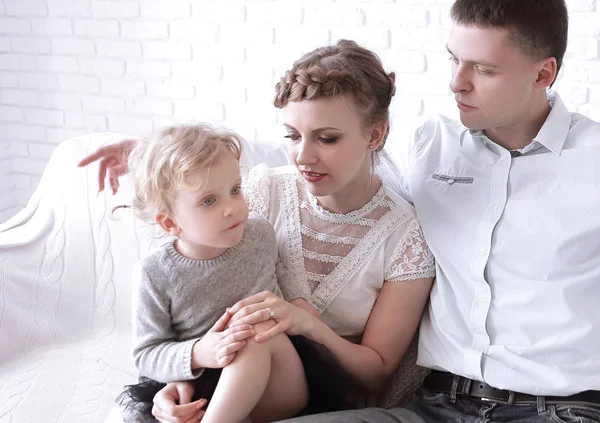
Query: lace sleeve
[[242, 163, 271, 219], [384, 218, 435, 282]]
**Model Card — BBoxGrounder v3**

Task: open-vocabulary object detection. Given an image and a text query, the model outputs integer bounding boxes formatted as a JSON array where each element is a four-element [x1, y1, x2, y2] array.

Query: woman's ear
[[156, 212, 181, 237], [368, 121, 388, 150]]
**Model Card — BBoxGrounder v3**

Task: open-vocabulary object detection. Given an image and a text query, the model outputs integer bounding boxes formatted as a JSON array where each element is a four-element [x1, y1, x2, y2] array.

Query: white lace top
[[244, 165, 435, 340]]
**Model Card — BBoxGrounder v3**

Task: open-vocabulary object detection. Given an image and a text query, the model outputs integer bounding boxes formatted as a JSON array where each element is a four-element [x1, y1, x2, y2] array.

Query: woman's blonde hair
[[128, 123, 243, 223]]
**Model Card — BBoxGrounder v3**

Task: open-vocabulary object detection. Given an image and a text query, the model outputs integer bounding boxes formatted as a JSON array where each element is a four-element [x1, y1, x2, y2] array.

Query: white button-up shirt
[[389, 92, 600, 396]]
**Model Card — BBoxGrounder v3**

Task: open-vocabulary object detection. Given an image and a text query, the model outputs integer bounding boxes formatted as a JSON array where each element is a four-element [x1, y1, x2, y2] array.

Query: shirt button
[[478, 248, 486, 256], [478, 300, 486, 307], [447, 178, 455, 185]]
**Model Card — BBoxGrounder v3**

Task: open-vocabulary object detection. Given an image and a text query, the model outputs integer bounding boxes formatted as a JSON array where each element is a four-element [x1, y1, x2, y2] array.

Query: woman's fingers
[[231, 308, 273, 326], [175, 382, 195, 405], [77, 145, 113, 167], [255, 321, 288, 342], [96, 156, 115, 192], [153, 403, 197, 423], [228, 291, 274, 314]]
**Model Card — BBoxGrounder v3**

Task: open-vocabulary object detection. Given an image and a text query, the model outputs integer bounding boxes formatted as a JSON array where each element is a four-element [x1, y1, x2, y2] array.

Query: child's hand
[[291, 298, 320, 318], [191, 309, 255, 369]]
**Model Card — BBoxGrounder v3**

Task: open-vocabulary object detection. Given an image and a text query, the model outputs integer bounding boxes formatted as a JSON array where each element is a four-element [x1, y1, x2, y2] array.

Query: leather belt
[[423, 371, 600, 406]]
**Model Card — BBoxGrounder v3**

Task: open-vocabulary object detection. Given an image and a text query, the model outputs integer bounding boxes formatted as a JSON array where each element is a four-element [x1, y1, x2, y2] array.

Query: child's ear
[[156, 213, 181, 237]]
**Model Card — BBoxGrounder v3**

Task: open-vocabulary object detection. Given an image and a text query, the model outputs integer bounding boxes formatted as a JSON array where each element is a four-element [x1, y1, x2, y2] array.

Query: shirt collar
[[533, 91, 571, 156], [463, 91, 571, 156]]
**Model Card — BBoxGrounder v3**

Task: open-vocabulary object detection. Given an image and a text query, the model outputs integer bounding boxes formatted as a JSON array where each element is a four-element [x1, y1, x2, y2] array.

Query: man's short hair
[[450, 0, 568, 85]]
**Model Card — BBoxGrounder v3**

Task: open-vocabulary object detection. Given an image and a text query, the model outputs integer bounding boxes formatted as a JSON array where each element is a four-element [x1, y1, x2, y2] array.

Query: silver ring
[[266, 307, 275, 320]]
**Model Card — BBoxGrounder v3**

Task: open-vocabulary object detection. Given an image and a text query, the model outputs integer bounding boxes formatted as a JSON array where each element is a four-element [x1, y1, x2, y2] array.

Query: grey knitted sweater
[[132, 214, 302, 383]]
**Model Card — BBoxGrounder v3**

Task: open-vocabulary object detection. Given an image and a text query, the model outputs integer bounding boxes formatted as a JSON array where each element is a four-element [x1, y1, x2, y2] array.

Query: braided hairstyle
[[274, 40, 396, 151]]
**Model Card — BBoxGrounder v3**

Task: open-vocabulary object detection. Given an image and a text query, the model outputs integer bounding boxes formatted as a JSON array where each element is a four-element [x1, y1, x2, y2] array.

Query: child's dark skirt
[[117, 335, 362, 422]]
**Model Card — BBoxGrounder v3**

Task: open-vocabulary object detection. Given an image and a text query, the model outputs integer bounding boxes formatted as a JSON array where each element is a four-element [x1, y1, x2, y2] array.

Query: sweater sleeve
[[132, 262, 202, 383], [276, 256, 309, 302]]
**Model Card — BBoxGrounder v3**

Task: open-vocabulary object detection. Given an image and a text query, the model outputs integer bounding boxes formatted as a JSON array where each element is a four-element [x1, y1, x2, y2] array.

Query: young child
[[118, 123, 312, 423]]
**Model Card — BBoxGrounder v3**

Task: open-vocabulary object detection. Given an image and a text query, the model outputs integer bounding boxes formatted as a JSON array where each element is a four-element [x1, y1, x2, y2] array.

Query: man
[[280, 0, 600, 421]]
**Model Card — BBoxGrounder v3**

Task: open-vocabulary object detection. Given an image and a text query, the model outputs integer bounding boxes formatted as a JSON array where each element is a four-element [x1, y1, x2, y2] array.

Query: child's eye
[[231, 186, 242, 195], [201, 197, 216, 206]]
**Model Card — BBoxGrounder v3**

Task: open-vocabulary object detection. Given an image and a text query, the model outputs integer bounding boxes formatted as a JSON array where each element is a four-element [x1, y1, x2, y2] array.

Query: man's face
[[447, 23, 541, 134]]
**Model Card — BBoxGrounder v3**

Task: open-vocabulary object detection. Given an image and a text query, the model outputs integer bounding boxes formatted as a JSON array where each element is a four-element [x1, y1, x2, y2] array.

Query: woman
[[79, 40, 435, 423]]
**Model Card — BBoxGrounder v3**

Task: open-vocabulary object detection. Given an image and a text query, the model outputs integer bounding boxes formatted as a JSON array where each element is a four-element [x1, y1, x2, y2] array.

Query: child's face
[[166, 149, 249, 260]]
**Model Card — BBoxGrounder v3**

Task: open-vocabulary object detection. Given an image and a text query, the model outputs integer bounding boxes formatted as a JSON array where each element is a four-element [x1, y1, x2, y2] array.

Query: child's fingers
[[223, 327, 255, 344], [209, 309, 232, 332], [217, 352, 236, 367]]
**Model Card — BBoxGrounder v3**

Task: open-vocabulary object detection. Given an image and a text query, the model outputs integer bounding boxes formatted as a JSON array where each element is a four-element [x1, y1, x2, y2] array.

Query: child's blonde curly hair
[[128, 123, 243, 223]]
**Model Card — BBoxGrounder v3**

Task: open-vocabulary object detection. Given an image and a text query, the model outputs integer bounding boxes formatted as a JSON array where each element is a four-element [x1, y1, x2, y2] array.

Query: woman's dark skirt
[[117, 335, 362, 422]]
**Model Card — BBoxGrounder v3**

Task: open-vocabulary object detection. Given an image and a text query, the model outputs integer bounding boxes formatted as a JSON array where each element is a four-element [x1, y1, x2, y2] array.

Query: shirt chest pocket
[[431, 173, 474, 185]]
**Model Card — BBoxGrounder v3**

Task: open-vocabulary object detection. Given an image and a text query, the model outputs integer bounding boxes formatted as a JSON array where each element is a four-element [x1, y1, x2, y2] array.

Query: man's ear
[[368, 121, 388, 150], [535, 57, 558, 89], [156, 212, 181, 237]]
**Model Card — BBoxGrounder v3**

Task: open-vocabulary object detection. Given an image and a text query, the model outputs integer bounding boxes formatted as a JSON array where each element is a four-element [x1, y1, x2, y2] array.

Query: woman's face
[[282, 95, 376, 205]]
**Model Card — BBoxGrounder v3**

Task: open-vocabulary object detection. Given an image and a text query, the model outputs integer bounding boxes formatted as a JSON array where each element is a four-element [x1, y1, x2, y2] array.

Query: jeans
[[280, 388, 600, 423]]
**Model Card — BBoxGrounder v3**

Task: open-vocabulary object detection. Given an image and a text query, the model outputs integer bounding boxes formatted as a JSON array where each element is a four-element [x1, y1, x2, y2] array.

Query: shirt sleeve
[[378, 119, 429, 205], [132, 262, 202, 383], [243, 163, 271, 219], [383, 217, 436, 282]]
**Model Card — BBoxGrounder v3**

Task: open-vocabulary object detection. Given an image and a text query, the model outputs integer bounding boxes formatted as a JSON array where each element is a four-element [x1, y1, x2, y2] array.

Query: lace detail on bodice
[[305, 184, 387, 222], [277, 173, 422, 311], [243, 163, 271, 219], [301, 225, 360, 245]]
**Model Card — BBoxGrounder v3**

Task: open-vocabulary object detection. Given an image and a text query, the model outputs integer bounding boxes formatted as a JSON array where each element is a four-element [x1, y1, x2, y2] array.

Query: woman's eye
[[319, 137, 338, 144], [284, 133, 300, 141]]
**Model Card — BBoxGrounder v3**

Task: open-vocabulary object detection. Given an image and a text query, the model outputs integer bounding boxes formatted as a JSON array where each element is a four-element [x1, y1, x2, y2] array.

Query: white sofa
[[0, 133, 292, 422], [0, 133, 425, 422]]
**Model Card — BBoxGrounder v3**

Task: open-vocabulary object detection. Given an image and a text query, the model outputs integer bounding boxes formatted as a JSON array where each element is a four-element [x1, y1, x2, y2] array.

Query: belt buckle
[[480, 391, 515, 406]]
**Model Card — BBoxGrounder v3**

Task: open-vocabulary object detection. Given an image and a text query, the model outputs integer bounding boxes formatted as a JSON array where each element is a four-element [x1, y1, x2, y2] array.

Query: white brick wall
[[1, 0, 599, 223]]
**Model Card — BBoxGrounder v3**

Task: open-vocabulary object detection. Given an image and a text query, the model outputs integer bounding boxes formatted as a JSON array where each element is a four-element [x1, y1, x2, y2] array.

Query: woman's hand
[[228, 291, 317, 342], [291, 298, 320, 318], [191, 309, 255, 369], [77, 138, 137, 194], [152, 381, 207, 423]]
